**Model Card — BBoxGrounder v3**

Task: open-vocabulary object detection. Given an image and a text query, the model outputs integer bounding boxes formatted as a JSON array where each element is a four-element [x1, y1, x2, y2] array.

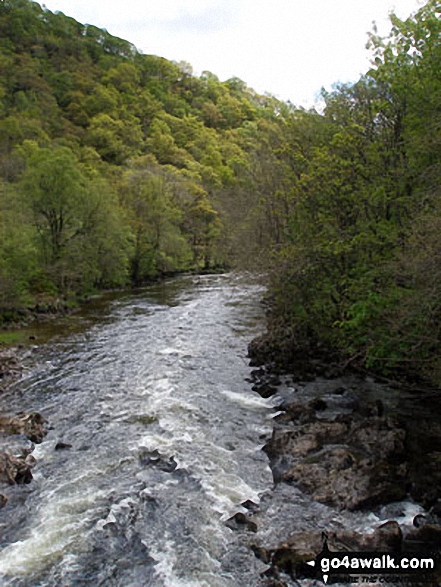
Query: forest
[[1, 0, 441, 384]]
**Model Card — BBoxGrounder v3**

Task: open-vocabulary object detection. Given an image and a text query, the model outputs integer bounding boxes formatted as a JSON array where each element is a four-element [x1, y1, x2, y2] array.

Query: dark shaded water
[[0, 274, 427, 587]]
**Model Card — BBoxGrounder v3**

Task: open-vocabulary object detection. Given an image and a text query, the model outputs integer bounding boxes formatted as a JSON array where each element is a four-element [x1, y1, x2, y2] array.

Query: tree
[[20, 144, 130, 294], [122, 166, 192, 283], [21, 145, 88, 265], [0, 178, 38, 314]]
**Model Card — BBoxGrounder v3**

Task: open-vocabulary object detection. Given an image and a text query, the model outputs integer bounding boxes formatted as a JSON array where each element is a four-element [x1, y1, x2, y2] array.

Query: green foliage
[[121, 164, 192, 282], [0, 178, 38, 309], [0, 0, 282, 319], [18, 145, 130, 295], [264, 0, 441, 383]]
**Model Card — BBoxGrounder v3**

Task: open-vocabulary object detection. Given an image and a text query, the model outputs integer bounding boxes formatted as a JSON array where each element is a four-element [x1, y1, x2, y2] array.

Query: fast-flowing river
[[0, 273, 279, 586], [0, 273, 429, 587]]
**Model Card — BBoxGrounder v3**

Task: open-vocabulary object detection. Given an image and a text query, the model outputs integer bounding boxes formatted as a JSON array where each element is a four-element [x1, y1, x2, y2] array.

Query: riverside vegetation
[[1, 0, 441, 385]]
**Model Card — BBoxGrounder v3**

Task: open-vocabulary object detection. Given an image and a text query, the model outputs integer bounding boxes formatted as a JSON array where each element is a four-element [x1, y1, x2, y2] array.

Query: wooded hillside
[[2, 0, 441, 383], [0, 0, 292, 319]]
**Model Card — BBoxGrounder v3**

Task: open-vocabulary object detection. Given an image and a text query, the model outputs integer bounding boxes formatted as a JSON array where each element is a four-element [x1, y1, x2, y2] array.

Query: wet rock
[[332, 386, 346, 395], [264, 405, 408, 510], [252, 383, 278, 398], [405, 523, 441, 548], [154, 456, 177, 472], [271, 545, 316, 579], [250, 366, 281, 398], [265, 420, 349, 463], [255, 523, 403, 581], [369, 521, 403, 550], [261, 579, 287, 587], [429, 499, 441, 520], [413, 514, 428, 528], [276, 402, 315, 424], [226, 512, 258, 532], [406, 432, 441, 508], [251, 544, 270, 564], [0, 432, 34, 456], [241, 499, 260, 513], [0, 411, 46, 492], [253, 531, 322, 580], [55, 442, 72, 450], [0, 452, 35, 485], [308, 397, 327, 411], [0, 493, 7, 508], [139, 449, 178, 473], [0, 412, 47, 443], [0, 348, 23, 383]]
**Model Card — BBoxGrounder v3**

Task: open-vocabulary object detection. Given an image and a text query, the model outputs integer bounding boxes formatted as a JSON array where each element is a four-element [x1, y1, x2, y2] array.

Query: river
[[0, 273, 282, 586], [0, 273, 428, 587]]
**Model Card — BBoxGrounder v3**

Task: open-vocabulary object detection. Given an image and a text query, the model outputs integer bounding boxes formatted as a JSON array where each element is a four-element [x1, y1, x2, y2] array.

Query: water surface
[[0, 274, 277, 586]]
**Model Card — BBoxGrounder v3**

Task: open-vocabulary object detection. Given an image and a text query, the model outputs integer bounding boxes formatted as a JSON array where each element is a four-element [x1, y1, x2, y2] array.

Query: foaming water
[[0, 274, 272, 586]]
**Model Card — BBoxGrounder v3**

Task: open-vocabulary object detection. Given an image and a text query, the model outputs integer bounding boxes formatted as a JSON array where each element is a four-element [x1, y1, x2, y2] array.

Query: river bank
[[0, 268, 229, 335], [0, 345, 48, 510], [244, 340, 441, 586]]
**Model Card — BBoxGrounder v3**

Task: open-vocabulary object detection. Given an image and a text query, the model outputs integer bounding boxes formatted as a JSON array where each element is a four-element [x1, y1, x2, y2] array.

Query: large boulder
[[264, 406, 408, 510]]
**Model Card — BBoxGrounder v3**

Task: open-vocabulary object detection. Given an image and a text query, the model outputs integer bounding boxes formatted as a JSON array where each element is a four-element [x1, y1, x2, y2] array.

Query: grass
[[0, 330, 28, 346]]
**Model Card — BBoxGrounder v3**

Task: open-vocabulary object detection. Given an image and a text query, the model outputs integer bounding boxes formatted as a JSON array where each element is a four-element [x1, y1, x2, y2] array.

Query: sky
[[42, 0, 426, 108]]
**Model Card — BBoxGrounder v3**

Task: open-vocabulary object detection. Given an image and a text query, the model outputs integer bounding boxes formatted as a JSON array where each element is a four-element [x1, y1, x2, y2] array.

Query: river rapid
[[0, 274, 426, 587], [0, 273, 281, 586]]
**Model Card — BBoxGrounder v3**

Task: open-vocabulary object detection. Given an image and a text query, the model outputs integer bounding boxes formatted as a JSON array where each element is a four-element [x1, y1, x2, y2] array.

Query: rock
[[271, 545, 316, 579], [284, 444, 407, 510], [252, 383, 278, 398], [308, 398, 327, 411], [239, 513, 257, 533], [407, 450, 441, 508], [0, 412, 47, 444], [138, 449, 177, 472], [332, 386, 346, 395], [55, 442, 72, 450], [282, 402, 315, 424], [0, 411, 46, 492], [255, 523, 403, 582], [241, 500, 259, 512], [0, 493, 7, 508], [413, 514, 428, 528], [0, 432, 34, 456], [0, 451, 35, 485], [254, 532, 323, 580], [225, 512, 258, 533], [0, 349, 23, 382], [251, 544, 271, 564], [264, 402, 408, 510], [261, 579, 287, 587], [405, 524, 441, 548], [369, 521, 403, 551]]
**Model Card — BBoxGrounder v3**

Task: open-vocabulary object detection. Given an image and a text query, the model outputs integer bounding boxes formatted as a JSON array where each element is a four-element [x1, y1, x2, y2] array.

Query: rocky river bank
[[243, 337, 441, 586], [0, 347, 47, 509]]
